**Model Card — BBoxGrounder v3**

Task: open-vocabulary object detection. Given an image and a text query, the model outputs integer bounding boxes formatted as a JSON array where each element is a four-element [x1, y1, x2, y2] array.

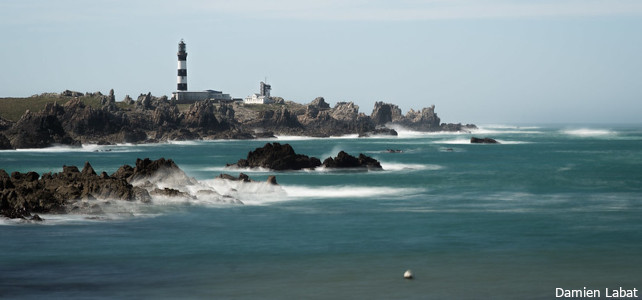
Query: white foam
[[495, 140, 531, 145], [479, 124, 541, 130], [14, 145, 92, 153], [12, 144, 143, 153], [387, 124, 471, 139], [433, 138, 471, 145], [471, 127, 543, 135], [562, 128, 616, 137], [282, 185, 425, 199], [166, 140, 202, 145], [275, 134, 359, 141], [432, 138, 528, 145], [203, 166, 275, 173], [198, 178, 286, 205], [380, 162, 443, 171]]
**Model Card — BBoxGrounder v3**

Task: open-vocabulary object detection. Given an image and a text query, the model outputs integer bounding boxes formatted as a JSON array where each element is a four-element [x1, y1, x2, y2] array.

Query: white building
[[244, 81, 273, 104]]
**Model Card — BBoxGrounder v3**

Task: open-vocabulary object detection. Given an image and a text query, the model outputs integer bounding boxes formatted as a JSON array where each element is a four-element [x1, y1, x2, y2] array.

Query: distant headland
[[0, 41, 476, 149], [0, 89, 475, 149]]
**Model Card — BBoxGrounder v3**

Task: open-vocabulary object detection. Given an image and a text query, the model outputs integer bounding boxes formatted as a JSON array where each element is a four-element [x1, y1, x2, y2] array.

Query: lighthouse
[[172, 39, 232, 103], [177, 39, 187, 91]]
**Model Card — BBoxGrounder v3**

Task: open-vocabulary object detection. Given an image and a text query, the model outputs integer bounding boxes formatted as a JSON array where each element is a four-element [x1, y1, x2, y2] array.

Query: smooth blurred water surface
[[1, 125, 641, 299]]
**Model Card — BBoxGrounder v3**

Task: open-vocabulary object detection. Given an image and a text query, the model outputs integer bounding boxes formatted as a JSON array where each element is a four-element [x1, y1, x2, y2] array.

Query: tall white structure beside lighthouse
[[177, 39, 188, 91]]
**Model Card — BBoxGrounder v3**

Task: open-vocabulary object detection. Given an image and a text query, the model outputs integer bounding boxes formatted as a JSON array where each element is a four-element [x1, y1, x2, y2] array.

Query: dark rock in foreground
[[0, 158, 191, 219], [470, 137, 499, 144], [322, 151, 383, 170], [227, 142, 322, 171]]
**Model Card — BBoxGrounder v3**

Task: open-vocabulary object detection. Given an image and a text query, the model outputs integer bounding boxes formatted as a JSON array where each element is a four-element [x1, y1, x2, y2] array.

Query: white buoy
[[404, 269, 414, 279]]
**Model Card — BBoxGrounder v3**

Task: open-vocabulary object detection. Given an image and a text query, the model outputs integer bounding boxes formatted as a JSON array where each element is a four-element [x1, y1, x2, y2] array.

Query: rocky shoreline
[[0, 91, 476, 149], [0, 157, 276, 220]]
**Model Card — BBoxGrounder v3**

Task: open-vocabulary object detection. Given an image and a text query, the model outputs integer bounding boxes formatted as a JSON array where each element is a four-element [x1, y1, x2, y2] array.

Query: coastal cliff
[[0, 91, 476, 149]]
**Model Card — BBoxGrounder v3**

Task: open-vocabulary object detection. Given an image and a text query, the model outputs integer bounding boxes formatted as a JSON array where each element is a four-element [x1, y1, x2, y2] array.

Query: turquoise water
[[1, 125, 641, 299]]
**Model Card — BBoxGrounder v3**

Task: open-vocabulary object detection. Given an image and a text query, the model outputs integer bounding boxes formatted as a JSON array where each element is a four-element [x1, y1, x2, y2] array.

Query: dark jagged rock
[[0, 133, 13, 150], [441, 123, 477, 132], [61, 90, 84, 97], [371, 102, 403, 126], [470, 137, 499, 144], [297, 101, 374, 137], [0, 157, 204, 219], [322, 151, 383, 170], [385, 149, 403, 153], [217, 173, 279, 185], [150, 187, 194, 199], [0, 116, 13, 131], [359, 127, 398, 137], [227, 142, 321, 171], [253, 131, 276, 139], [5, 110, 79, 149], [309, 97, 331, 109], [0, 159, 183, 219], [128, 157, 196, 186], [184, 100, 221, 130], [370, 102, 474, 132]]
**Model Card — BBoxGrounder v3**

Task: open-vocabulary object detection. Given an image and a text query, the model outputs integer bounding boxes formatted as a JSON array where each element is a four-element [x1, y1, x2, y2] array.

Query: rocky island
[[226, 142, 383, 171], [0, 90, 476, 149]]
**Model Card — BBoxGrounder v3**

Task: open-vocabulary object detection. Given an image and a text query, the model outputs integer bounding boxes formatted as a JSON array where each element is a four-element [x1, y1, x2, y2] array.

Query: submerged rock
[[470, 137, 499, 144], [217, 173, 279, 185]]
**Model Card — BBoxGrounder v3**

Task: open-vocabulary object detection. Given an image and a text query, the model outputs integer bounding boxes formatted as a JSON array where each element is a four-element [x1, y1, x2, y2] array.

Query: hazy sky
[[2, 0, 641, 124]]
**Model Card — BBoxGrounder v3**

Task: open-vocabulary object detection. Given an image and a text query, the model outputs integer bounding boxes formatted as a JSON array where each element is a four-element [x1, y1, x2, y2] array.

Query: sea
[[1, 124, 641, 299]]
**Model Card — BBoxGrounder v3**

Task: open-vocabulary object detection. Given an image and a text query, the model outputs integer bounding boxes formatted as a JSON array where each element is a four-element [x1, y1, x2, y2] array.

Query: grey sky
[[1, 0, 641, 124]]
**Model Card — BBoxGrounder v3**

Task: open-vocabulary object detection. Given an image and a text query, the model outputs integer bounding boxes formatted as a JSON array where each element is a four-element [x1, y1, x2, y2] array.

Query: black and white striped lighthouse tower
[[177, 39, 187, 91]]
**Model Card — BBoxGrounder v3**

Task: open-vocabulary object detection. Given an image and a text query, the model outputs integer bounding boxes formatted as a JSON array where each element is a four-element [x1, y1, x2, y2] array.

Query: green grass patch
[[0, 95, 104, 121]]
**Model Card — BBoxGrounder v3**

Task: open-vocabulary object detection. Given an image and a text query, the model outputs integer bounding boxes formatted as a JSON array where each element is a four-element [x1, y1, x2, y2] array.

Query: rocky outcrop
[[370, 102, 476, 132], [322, 151, 383, 170], [397, 105, 441, 131], [0, 157, 215, 219], [4, 110, 78, 149], [0, 117, 13, 131], [184, 100, 223, 131], [470, 137, 499, 144], [0, 133, 13, 150], [0, 160, 155, 219], [227, 142, 321, 171], [297, 101, 375, 137], [310, 97, 330, 109], [370, 102, 403, 126]]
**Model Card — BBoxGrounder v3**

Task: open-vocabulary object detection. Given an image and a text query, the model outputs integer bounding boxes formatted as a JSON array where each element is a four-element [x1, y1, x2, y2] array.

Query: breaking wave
[[275, 134, 359, 141], [561, 128, 616, 137], [281, 185, 426, 200], [432, 138, 529, 145], [380, 162, 443, 171]]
